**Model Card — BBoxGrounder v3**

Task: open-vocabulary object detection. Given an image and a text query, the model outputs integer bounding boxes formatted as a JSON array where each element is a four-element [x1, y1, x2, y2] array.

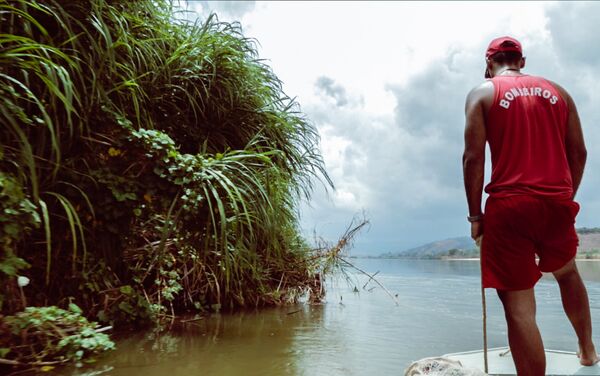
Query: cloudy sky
[[182, 1, 600, 255]]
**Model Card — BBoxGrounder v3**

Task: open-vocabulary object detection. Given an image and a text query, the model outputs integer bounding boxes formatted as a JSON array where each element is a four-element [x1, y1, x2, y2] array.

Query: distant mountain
[[380, 236, 476, 259], [379, 227, 600, 259]]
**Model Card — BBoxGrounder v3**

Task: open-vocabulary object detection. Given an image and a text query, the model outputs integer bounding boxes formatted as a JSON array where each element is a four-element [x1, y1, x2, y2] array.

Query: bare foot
[[578, 344, 600, 366]]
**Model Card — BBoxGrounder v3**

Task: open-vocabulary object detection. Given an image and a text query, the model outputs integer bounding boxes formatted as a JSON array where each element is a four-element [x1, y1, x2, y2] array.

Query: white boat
[[444, 347, 600, 375]]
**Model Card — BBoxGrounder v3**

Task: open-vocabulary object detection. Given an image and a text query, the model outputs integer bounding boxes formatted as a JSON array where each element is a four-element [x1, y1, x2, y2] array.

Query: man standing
[[462, 36, 599, 374]]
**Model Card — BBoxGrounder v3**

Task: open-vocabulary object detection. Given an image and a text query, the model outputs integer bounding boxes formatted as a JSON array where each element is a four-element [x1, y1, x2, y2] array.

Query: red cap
[[485, 36, 522, 59]]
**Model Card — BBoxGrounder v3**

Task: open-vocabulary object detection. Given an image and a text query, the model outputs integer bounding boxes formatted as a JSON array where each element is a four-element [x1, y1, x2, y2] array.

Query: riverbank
[[0, 0, 338, 372]]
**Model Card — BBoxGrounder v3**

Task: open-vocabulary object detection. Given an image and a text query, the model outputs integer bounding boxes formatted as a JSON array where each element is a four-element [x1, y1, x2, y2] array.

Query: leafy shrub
[[0, 172, 39, 269], [0, 0, 331, 324], [0, 304, 115, 365], [0, 172, 38, 310]]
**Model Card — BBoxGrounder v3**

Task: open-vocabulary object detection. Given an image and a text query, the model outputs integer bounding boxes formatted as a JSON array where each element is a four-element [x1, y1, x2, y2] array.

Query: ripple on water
[[59, 259, 600, 376]]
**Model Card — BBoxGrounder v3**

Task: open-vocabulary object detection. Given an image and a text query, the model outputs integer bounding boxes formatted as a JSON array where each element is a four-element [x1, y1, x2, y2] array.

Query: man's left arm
[[463, 85, 488, 240], [549, 81, 587, 199]]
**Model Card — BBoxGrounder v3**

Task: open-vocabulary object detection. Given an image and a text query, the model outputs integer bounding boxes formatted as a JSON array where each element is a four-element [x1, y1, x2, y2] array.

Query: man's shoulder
[[527, 75, 569, 96], [545, 78, 570, 99], [466, 80, 494, 103], [530, 75, 572, 106]]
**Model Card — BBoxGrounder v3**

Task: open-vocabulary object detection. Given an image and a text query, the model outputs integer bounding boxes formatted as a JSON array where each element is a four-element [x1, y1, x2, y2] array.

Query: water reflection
[[58, 306, 326, 376], [59, 260, 600, 376], [571, 261, 600, 282]]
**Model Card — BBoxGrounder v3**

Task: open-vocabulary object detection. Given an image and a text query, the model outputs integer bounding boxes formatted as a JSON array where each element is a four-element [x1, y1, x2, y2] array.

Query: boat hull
[[444, 347, 600, 375]]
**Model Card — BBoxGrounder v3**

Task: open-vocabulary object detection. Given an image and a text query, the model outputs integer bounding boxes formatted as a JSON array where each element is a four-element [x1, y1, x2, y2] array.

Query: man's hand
[[471, 221, 483, 242]]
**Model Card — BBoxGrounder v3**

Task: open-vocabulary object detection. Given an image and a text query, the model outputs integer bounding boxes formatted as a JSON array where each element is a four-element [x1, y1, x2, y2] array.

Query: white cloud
[[180, 1, 256, 21], [184, 2, 600, 253]]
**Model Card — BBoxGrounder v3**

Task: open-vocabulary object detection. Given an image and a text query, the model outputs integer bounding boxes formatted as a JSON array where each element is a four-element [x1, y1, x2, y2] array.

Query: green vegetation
[[382, 248, 480, 260], [442, 248, 479, 259], [0, 0, 333, 347], [0, 304, 114, 366], [577, 249, 600, 259], [577, 227, 600, 235]]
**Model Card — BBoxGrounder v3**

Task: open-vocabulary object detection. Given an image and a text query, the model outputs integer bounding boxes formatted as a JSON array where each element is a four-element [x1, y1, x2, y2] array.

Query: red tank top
[[485, 75, 572, 199]]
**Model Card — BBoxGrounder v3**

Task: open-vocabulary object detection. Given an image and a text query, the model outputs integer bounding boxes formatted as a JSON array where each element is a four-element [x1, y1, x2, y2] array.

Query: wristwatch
[[467, 214, 484, 223]]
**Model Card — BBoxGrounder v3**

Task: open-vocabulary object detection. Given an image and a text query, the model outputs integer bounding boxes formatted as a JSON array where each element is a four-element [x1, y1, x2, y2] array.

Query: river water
[[64, 259, 600, 376]]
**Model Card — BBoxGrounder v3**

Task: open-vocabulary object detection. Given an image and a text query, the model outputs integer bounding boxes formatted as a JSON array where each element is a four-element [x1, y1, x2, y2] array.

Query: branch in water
[[312, 213, 399, 306]]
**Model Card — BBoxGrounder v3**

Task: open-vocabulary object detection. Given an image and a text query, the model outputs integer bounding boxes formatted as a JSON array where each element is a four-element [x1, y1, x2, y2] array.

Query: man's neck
[[496, 66, 522, 76]]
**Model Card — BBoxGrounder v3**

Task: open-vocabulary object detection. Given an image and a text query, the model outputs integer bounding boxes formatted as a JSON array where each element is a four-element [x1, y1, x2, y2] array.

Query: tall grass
[[0, 0, 332, 320]]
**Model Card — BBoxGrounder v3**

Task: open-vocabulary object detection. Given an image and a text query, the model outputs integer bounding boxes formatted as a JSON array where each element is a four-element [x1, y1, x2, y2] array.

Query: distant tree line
[[577, 227, 600, 234]]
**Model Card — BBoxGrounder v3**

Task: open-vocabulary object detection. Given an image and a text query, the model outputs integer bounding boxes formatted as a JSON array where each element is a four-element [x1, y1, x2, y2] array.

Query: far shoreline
[[355, 257, 600, 262], [443, 258, 600, 262]]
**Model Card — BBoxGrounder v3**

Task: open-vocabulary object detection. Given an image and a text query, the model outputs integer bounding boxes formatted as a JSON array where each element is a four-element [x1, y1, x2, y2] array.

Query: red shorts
[[481, 195, 579, 290]]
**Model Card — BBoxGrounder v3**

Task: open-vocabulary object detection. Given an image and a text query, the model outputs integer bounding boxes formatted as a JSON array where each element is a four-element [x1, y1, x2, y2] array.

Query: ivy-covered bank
[[0, 0, 334, 367]]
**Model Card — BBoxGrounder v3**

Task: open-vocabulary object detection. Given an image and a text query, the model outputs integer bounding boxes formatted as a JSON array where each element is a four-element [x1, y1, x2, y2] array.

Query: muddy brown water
[[56, 259, 600, 376]]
